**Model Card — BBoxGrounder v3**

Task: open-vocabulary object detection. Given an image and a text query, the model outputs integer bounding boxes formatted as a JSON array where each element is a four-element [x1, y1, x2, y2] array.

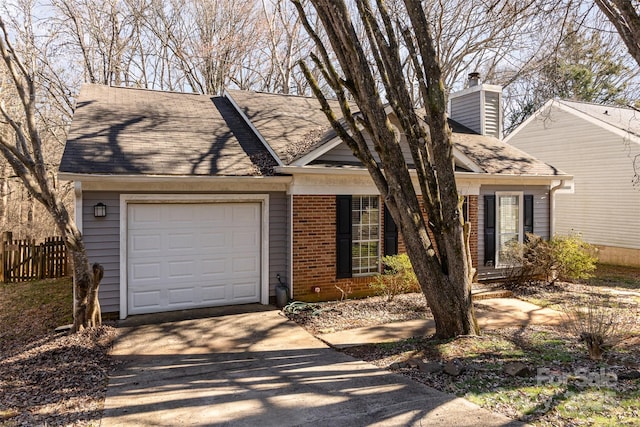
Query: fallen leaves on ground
[[0, 326, 119, 426]]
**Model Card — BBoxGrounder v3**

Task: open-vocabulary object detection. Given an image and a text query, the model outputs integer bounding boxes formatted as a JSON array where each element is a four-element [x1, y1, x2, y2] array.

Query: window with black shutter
[[336, 195, 382, 278], [524, 194, 534, 238], [484, 195, 496, 266]]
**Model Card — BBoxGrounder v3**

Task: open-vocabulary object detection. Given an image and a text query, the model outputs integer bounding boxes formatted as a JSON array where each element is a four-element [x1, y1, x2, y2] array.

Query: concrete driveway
[[101, 305, 524, 426]]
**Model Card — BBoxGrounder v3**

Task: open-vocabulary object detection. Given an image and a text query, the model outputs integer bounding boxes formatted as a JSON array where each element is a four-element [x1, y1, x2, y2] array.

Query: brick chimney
[[449, 73, 503, 139]]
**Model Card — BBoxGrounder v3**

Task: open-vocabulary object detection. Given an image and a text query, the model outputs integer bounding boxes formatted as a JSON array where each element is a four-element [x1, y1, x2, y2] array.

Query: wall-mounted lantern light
[[94, 202, 107, 218]]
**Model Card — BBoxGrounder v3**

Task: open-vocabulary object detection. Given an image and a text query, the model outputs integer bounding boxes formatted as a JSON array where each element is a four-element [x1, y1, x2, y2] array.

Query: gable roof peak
[[557, 99, 640, 138]]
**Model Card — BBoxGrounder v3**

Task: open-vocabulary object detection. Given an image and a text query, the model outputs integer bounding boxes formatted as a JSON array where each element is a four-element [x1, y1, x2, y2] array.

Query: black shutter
[[524, 195, 534, 237], [484, 195, 496, 266], [462, 196, 469, 223], [336, 195, 352, 278], [383, 206, 398, 256]]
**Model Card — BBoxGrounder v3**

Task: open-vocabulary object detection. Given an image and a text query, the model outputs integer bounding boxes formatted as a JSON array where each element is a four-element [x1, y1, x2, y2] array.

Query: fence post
[[0, 231, 12, 283]]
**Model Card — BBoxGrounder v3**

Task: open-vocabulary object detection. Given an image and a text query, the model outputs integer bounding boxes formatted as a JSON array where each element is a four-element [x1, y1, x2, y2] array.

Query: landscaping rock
[[618, 370, 640, 380], [406, 358, 443, 373], [444, 359, 465, 376], [389, 361, 408, 370], [420, 361, 444, 374], [504, 362, 532, 377], [406, 358, 423, 369]]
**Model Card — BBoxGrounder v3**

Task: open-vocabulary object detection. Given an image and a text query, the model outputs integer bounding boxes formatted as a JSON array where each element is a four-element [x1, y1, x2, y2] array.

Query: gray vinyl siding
[[508, 106, 640, 250], [82, 192, 121, 314], [82, 190, 289, 314], [268, 192, 289, 294], [318, 134, 415, 165], [451, 92, 481, 134], [478, 185, 550, 269], [318, 142, 362, 164]]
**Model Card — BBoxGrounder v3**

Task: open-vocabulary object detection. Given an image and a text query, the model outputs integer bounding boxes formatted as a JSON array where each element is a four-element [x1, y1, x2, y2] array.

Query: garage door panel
[[232, 257, 258, 274], [131, 262, 162, 281], [232, 281, 260, 299], [167, 260, 197, 279], [167, 287, 195, 305], [130, 205, 161, 225], [232, 205, 259, 222], [200, 231, 226, 249], [132, 290, 162, 309], [201, 258, 227, 275], [130, 234, 162, 253], [232, 230, 259, 248], [167, 233, 197, 251], [128, 202, 262, 315], [201, 285, 227, 302]]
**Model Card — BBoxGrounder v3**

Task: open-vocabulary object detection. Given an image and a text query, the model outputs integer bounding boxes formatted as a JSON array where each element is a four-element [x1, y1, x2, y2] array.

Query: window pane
[[497, 194, 521, 266], [351, 196, 380, 275]]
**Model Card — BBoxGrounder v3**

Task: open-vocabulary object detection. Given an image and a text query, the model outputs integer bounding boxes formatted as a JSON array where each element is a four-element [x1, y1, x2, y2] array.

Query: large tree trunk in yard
[[50, 205, 102, 332], [294, 0, 478, 338], [386, 193, 478, 338]]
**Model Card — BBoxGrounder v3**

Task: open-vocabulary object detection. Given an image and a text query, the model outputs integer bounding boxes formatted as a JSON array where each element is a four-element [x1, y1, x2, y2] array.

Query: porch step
[[471, 288, 514, 300], [477, 270, 510, 282]]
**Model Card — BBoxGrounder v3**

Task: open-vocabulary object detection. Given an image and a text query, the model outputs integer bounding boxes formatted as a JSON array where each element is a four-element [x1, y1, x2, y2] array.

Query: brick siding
[[292, 194, 480, 302]]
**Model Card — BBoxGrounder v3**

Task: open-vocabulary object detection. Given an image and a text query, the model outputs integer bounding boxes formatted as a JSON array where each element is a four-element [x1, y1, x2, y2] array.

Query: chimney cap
[[468, 72, 481, 86]]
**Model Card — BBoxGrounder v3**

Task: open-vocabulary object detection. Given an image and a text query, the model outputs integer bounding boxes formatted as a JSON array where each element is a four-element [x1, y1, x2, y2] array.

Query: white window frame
[[351, 195, 380, 276], [495, 191, 524, 267]]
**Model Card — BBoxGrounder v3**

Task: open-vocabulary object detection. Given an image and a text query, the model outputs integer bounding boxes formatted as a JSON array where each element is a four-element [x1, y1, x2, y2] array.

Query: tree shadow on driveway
[[102, 307, 524, 426]]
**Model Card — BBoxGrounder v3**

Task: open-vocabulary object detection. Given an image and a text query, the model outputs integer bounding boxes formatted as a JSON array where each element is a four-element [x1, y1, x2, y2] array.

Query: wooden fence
[[0, 231, 69, 283]]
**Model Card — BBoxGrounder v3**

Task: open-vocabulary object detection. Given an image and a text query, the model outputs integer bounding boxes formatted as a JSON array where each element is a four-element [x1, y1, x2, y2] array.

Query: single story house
[[59, 79, 572, 319], [506, 99, 640, 267]]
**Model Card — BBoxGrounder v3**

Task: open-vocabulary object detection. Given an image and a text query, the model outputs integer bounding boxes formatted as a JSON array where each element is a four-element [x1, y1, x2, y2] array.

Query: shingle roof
[[451, 128, 564, 175], [60, 85, 565, 178], [226, 90, 338, 164], [229, 90, 565, 176], [60, 84, 276, 176], [559, 100, 640, 138]]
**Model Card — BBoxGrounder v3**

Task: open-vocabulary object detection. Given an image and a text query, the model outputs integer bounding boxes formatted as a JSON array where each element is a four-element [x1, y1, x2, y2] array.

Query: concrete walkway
[[320, 298, 564, 348], [101, 304, 525, 426]]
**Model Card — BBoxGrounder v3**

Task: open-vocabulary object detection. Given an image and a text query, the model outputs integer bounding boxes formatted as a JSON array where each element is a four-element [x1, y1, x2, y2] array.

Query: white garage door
[[127, 202, 261, 315]]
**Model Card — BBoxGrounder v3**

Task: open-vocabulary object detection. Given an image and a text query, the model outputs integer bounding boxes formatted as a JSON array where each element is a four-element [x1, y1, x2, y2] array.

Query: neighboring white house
[[506, 99, 640, 267]]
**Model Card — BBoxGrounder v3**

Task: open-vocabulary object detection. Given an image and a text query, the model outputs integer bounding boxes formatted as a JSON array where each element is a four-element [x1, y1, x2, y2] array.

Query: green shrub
[[369, 254, 419, 302], [550, 234, 597, 282]]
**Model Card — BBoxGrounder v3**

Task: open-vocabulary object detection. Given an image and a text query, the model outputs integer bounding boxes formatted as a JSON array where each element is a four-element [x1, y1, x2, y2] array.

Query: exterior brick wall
[[292, 195, 377, 301], [292, 194, 480, 302], [468, 195, 479, 268]]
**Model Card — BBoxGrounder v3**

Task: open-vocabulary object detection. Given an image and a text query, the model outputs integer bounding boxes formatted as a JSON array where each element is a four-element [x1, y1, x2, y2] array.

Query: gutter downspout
[[549, 179, 568, 237]]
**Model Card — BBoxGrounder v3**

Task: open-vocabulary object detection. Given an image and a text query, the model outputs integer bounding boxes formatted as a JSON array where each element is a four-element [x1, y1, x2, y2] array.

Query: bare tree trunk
[[0, 16, 101, 332], [293, 0, 478, 338]]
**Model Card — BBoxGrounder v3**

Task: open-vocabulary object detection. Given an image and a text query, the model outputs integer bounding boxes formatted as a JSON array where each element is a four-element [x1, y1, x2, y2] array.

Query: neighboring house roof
[[557, 100, 640, 139], [60, 85, 566, 179], [59, 84, 276, 176], [505, 99, 640, 147]]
